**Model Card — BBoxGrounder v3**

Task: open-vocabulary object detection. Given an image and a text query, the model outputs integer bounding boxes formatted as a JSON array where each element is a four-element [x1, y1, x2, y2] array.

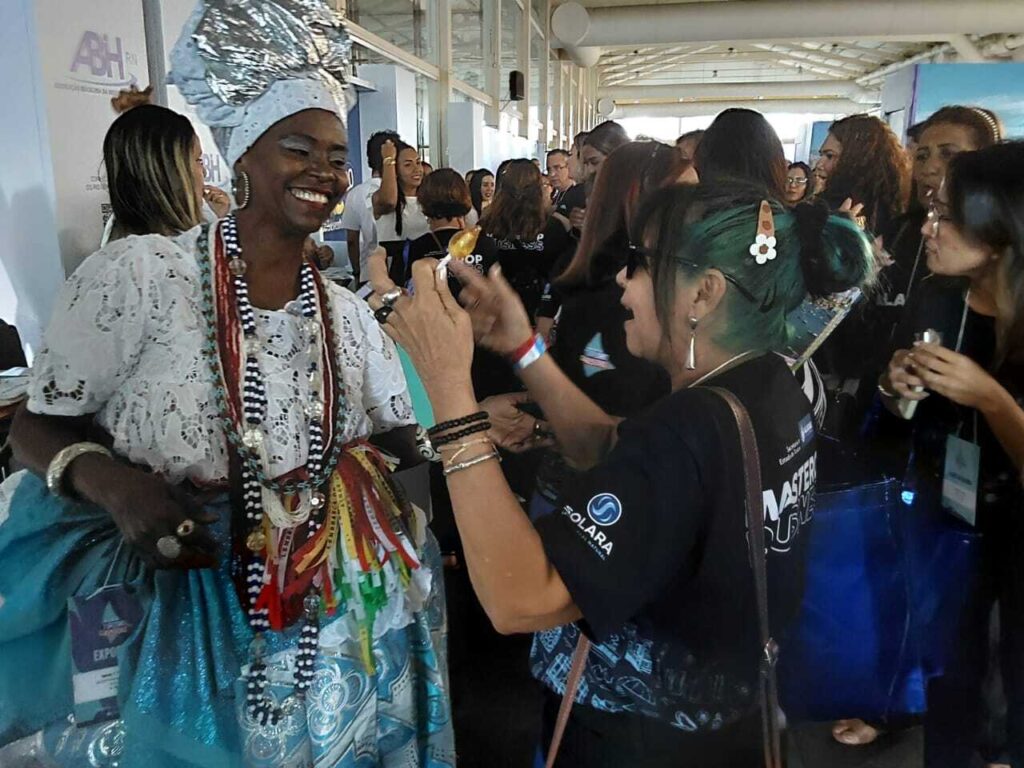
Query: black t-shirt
[[487, 217, 573, 319], [399, 227, 514, 400], [889, 275, 1022, 524], [812, 208, 927, 389], [536, 246, 577, 321], [879, 208, 929, 311], [534, 272, 671, 505], [550, 280, 668, 417], [554, 183, 587, 218], [531, 352, 816, 732], [811, 210, 929, 448], [400, 227, 500, 295]]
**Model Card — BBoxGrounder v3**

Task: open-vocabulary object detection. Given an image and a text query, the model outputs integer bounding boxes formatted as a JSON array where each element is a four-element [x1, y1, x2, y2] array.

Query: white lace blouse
[[28, 225, 414, 485]]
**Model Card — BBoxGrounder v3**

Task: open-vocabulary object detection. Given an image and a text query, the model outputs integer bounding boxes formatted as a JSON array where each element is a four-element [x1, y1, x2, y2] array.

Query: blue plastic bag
[[779, 478, 980, 722]]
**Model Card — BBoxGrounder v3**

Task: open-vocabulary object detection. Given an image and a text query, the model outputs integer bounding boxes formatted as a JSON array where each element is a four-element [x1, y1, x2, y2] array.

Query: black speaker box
[[509, 70, 525, 101]]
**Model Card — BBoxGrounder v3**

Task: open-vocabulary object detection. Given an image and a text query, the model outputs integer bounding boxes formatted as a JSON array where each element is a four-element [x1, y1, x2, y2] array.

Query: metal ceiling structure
[[550, 0, 1024, 118], [332, 0, 1024, 152]]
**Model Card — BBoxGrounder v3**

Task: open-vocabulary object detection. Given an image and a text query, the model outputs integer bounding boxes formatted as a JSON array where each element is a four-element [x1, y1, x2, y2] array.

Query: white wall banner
[[0, 0, 65, 359], [34, 0, 148, 274]]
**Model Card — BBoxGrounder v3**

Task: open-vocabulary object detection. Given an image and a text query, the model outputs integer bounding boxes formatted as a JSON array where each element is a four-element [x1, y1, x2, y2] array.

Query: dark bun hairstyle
[[635, 181, 875, 352], [791, 198, 870, 298]]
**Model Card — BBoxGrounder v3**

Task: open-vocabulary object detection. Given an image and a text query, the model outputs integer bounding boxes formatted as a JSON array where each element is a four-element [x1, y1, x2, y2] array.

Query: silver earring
[[234, 170, 251, 210], [686, 316, 698, 371]]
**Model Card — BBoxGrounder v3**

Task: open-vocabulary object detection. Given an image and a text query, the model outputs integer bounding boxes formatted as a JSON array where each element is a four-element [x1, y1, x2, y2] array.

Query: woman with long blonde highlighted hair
[[101, 104, 211, 240]]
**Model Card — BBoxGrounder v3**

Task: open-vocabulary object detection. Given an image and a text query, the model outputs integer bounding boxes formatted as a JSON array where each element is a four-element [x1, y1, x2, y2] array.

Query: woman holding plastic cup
[[878, 142, 1024, 767]]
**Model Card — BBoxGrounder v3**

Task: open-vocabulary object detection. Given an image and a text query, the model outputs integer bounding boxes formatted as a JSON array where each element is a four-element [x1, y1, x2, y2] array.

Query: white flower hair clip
[[749, 201, 777, 265]]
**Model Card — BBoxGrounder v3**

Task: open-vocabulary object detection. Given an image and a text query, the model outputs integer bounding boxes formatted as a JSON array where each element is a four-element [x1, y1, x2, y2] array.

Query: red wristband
[[508, 335, 538, 362]]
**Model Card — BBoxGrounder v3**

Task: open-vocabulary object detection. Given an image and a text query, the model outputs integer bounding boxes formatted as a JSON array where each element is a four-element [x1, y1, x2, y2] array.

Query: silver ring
[[156, 535, 182, 560], [176, 519, 196, 538], [381, 288, 403, 307]]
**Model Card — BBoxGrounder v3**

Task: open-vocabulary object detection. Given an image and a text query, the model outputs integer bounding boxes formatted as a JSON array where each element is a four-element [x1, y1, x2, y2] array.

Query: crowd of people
[[1, 2, 1024, 767]]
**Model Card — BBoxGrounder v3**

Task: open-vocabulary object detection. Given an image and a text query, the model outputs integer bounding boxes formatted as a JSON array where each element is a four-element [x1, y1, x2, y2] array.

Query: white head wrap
[[168, 0, 352, 170]]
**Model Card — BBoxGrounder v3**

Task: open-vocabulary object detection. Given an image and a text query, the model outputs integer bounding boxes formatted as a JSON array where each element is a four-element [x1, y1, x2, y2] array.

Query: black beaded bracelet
[[432, 421, 492, 447], [427, 410, 488, 438]]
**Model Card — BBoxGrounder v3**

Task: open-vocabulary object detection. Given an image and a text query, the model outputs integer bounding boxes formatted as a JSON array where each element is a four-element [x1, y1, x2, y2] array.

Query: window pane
[[530, 31, 543, 134], [415, 74, 435, 163], [451, 0, 483, 90], [549, 54, 558, 144], [347, 0, 436, 65], [501, 0, 522, 101], [532, 0, 546, 24]]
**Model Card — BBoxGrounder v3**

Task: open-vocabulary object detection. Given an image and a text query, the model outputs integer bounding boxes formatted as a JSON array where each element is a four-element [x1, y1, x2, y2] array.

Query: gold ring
[[176, 519, 196, 538]]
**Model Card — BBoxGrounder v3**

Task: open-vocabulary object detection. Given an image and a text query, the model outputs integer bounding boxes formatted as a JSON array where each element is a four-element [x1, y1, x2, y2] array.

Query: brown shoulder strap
[[707, 386, 783, 768], [544, 634, 591, 768]]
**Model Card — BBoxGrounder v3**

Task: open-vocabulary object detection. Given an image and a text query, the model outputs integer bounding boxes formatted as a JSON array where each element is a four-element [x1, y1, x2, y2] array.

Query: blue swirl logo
[[587, 493, 622, 526]]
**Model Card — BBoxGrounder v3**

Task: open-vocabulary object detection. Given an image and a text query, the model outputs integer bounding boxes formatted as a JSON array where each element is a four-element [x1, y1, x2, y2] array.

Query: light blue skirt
[[0, 471, 454, 767]]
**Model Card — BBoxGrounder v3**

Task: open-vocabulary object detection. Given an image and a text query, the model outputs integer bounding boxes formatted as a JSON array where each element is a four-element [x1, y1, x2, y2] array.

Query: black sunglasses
[[627, 244, 770, 311], [625, 243, 649, 279]]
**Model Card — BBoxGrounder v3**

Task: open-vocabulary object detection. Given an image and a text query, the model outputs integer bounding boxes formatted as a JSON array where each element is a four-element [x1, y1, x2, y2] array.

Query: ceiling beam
[[600, 79, 875, 103], [611, 98, 870, 118], [601, 45, 720, 85], [552, 1, 1024, 48], [773, 58, 863, 81]]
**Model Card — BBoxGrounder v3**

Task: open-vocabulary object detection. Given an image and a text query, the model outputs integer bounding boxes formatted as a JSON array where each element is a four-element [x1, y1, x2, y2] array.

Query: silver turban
[[168, 0, 353, 169]]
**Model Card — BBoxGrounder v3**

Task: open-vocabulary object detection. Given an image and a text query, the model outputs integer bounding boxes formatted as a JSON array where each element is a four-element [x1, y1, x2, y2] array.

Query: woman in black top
[[879, 143, 1024, 768], [864, 107, 1005, 388], [805, 116, 911, 441], [479, 160, 572, 320], [375, 181, 874, 766], [530, 141, 683, 518], [815, 114, 910, 237], [402, 169, 509, 401], [401, 169, 499, 288]]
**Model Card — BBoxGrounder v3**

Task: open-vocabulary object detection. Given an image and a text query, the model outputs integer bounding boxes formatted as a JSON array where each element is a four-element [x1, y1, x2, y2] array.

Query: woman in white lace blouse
[[0, 4, 454, 766]]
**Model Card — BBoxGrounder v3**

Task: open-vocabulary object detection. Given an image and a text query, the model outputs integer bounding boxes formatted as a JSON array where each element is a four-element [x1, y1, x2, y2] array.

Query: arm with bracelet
[[376, 260, 584, 632], [425, 389, 580, 633], [372, 139, 399, 219], [452, 257, 621, 470]]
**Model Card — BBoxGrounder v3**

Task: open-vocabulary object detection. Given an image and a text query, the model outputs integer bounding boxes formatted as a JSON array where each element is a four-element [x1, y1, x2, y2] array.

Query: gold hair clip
[[749, 200, 777, 265], [969, 107, 1001, 143]]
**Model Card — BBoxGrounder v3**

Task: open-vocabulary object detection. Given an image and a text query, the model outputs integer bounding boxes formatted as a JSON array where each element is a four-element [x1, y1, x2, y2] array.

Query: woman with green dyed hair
[[375, 180, 874, 766]]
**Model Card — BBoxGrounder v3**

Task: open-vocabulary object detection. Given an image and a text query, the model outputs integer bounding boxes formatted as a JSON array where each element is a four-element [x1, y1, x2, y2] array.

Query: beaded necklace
[[197, 217, 425, 726], [197, 217, 343, 724]]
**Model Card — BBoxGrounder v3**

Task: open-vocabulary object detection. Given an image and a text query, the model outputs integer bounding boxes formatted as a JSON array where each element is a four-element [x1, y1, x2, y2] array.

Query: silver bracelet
[[442, 450, 501, 477], [877, 381, 898, 399], [46, 442, 112, 498]]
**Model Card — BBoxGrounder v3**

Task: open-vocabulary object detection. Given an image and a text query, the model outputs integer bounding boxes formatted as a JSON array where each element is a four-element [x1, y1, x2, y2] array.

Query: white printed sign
[[34, 0, 148, 274]]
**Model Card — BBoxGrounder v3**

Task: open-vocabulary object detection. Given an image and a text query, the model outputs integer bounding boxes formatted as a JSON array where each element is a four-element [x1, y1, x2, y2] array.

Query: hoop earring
[[686, 316, 698, 371], [234, 170, 251, 210]]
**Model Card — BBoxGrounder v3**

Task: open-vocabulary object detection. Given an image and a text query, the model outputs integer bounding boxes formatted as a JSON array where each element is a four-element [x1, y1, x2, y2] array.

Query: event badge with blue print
[[942, 433, 980, 526], [68, 584, 144, 726]]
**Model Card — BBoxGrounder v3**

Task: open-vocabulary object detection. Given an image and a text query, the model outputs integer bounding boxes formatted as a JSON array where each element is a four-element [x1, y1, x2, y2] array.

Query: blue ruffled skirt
[[0, 471, 454, 767]]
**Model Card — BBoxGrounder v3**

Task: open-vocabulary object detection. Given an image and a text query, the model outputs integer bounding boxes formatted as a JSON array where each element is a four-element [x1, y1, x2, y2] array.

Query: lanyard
[[904, 228, 925, 301], [954, 289, 977, 443], [954, 288, 970, 354]]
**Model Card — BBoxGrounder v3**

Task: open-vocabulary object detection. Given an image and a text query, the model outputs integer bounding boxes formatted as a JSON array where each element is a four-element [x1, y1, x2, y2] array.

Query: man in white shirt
[[340, 130, 400, 286]]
